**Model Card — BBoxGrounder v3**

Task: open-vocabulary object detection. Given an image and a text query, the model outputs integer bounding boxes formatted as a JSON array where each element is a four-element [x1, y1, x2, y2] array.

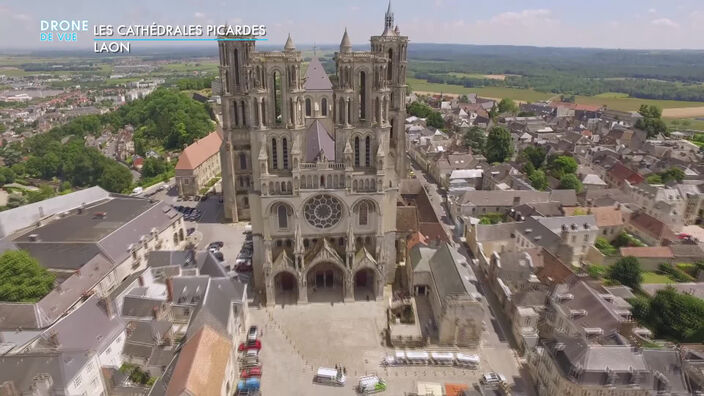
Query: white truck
[[314, 367, 345, 386]]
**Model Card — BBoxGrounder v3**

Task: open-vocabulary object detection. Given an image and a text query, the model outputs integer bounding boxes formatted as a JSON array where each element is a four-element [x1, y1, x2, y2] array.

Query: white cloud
[[486, 9, 556, 26], [648, 8, 656, 14], [651, 18, 679, 28], [194, 12, 206, 18]]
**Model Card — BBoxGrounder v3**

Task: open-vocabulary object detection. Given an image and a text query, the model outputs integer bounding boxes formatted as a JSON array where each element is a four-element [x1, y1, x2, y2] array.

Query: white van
[[314, 367, 345, 386], [131, 186, 144, 195]]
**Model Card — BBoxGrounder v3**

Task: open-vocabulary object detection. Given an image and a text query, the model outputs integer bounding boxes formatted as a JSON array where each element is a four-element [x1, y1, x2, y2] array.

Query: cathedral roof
[[303, 57, 332, 91], [305, 120, 335, 162]]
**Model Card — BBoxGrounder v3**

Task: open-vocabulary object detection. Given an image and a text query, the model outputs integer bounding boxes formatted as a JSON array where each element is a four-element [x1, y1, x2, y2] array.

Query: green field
[[407, 77, 704, 112], [158, 62, 219, 73], [641, 272, 675, 284]]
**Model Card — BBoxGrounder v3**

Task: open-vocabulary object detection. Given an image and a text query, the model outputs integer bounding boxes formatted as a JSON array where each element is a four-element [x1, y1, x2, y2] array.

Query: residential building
[[175, 131, 223, 198]]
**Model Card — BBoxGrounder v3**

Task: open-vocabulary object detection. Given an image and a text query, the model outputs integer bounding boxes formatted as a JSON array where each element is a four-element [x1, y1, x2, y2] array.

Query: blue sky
[[1, 0, 703, 50]]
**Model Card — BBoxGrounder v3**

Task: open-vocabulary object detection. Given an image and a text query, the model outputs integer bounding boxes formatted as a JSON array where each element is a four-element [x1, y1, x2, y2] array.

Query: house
[[175, 131, 223, 198], [164, 325, 236, 396], [529, 334, 689, 396], [605, 162, 644, 188], [562, 205, 624, 241], [581, 173, 607, 190], [626, 183, 686, 232], [626, 211, 677, 246], [619, 246, 674, 271]]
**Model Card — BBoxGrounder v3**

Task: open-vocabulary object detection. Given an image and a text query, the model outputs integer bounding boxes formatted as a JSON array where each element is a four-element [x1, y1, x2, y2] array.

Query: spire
[[284, 33, 296, 51], [340, 28, 351, 53], [383, 1, 394, 35]]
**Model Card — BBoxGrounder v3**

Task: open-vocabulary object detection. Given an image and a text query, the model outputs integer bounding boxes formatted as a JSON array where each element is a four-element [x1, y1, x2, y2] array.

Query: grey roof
[[123, 342, 153, 359], [0, 186, 110, 238], [409, 245, 435, 272], [185, 277, 246, 340], [148, 250, 196, 268], [32, 295, 125, 353], [427, 242, 478, 301], [14, 242, 102, 270], [461, 190, 551, 206], [303, 57, 332, 91], [121, 295, 165, 319], [126, 320, 171, 345], [548, 189, 578, 206], [305, 120, 335, 162], [532, 214, 597, 234], [475, 222, 518, 242], [552, 280, 627, 335], [199, 251, 228, 278], [642, 349, 689, 394], [0, 351, 89, 392], [171, 276, 210, 305]]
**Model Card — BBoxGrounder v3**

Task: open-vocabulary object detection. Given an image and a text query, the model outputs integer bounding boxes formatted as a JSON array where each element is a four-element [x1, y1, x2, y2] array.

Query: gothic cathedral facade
[[218, 5, 407, 305]]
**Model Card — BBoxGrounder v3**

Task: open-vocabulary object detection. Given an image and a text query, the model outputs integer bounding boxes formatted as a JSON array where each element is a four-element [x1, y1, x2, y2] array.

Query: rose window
[[303, 194, 343, 229]]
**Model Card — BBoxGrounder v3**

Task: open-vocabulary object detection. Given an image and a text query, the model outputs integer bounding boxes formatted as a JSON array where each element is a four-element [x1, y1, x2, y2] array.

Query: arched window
[[338, 97, 345, 124], [271, 138, 278, 169], [359, 202, 368, 226], [240, 101, 246, 126], [305, 98, 312, 117], [243, 197, 249, 207], [232, 100, 238, 126], [277, 205, 288, 229], [365, 136, 371, 167], [354, 136, 360, 167], [321, 98, 328, 116], [234, 49, 240, 85], [282, 138, 289, 169], [273, 71, 282, 124], [239, 153, 247, 170]]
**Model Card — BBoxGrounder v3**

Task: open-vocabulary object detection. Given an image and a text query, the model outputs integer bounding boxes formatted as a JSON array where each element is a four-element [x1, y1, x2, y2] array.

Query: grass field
[[641, 272, 675, 284], [407, 77, 704, 112], [447, 72, 510, 80], [665, 118, 704, 131], [159, 62, 219, 73]]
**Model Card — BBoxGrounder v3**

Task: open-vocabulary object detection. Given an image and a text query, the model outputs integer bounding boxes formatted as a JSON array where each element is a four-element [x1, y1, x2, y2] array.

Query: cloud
[[648, 8, 656, 14], [486, 9, 556, 26], [651, 18, 679, 28], [194, 12, 206, 18]]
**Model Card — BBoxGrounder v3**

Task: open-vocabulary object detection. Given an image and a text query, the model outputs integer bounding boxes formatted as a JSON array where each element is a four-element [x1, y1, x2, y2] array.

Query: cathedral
[[218, 4, 408, 305]]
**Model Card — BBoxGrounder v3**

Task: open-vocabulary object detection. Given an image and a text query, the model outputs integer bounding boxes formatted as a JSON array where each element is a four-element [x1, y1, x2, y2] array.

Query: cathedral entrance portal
[[354, 268, 376, 300], [306, 262, 344, 303], [273, 271, 298, 305]]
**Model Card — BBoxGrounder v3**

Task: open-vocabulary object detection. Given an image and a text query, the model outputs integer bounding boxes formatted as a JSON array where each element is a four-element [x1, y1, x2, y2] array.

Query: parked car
[[240, 366, 262, 378], [480, 372, 506, 385], [247, 326, 258, 342], [212, 251, 224, 261], [238, 340, 262, 351]]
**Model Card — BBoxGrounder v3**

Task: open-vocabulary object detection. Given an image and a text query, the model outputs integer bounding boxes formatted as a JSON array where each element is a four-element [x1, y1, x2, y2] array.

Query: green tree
[[484, 126, 513, 163], [608, 256, 642, 289], [459, 94, 469, 103], [141, 157, 167, 179], [548, 155, 578, 178], [646, 174, 663, 184], [529, 169, 548, 190], [497, 98, 518, 114], [558, 173, 583, 192], [462, 126, 486, 153], [426, 111, 444, 129], [521, 146, 547, 169], [646, 287, 704, 342], [99, 164, 133, 193], [635, 104, 667, 138], [0, 250, 56, 302], [595, 237, 617, 256], [0, 167, 15, 185], [407, 102, 434, 118], [660, 167, 685, 183]]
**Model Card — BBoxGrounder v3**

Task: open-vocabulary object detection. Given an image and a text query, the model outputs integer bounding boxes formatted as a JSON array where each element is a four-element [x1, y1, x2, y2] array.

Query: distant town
[[0, 2, 703, 396]]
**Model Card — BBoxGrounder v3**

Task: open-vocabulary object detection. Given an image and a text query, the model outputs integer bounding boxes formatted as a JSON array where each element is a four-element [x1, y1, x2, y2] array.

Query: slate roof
[[396, 206, 418, 233], [628, 211, 676, 241], [552, 280, 628, 336], [185, 277, 247, 339], [620, 246, 673, 258], [0, 352, 90, 392], [427, 242, 478, 301], [642, 349, 689, 394], [305, 120, 335, 162], [175, 131, 222, 170], [303, 57, 332, 91]]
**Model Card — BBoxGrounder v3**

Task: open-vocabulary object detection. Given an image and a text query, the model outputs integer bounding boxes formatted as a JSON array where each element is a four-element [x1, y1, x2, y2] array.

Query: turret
[[340, 28, 352, 53], [284, 33, 296, 52]]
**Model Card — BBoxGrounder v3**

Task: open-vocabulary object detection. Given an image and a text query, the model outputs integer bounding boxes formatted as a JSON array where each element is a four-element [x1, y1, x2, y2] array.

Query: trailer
[[455, 353, 480, 369], [404, 350, 430, 365], [430, 351, 455, 366]]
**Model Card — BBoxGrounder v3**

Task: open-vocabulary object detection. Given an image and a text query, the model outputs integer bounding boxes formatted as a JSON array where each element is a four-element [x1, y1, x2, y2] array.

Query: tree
[[484, 126, 513, 163], [407, 101, 434, 118], [640, 287, 704, 342], [462, 126, 486, 153], [497, 98, 518, 114], [141, 158, 167, 179], [595, 237, 617, 256], [548, 155, 578, 178], [635, 104, 667, 138], [558, 173, 583, 192], [459, 94, 469, 103], [646, 174, 663, 184], [99, 164, 133, 193], [0, 250, 55, 302], [608, 256, 642, 289], [660, 167, 685, 183], [529, 169, 548, 190], [521, 146, 547, 169], [426, 111, 444, 129]]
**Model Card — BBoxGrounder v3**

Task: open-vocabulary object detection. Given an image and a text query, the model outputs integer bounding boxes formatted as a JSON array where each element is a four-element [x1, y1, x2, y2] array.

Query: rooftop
[[174, 131, 222, 170]]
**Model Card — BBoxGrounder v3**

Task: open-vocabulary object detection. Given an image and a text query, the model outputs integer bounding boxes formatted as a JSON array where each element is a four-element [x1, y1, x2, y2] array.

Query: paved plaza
[[249, 300, 530, 395]]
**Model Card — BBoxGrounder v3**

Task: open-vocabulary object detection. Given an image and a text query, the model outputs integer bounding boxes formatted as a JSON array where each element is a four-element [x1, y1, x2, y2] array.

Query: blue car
[[237, 377, 260, 392]]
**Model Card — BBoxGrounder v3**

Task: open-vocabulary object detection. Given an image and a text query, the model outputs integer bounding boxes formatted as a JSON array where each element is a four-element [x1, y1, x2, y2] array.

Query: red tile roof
[[628, 212, 676, 241], [175, 131, 222, 170], [608, 162, 644, 185]]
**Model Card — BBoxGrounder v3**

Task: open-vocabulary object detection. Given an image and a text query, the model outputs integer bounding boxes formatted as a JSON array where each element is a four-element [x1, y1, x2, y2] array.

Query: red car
[[240, 366, 262, 378], [238, 339, 262, 351]]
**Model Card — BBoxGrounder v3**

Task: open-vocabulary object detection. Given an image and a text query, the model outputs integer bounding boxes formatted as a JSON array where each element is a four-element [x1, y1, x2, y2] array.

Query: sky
[[1, 0, 704, 51]]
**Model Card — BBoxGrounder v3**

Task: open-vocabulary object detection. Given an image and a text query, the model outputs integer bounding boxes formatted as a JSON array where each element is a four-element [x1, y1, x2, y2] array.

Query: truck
[[357, 375, 387, 394], [313, 367, 345, 386]]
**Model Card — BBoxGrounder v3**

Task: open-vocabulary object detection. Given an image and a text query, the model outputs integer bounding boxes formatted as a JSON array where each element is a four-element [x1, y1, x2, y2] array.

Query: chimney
[[152, 306, 159, 320], [100, 296, 116, 319], [138, 275, 145, 287], [166, 278, 174, 302]]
